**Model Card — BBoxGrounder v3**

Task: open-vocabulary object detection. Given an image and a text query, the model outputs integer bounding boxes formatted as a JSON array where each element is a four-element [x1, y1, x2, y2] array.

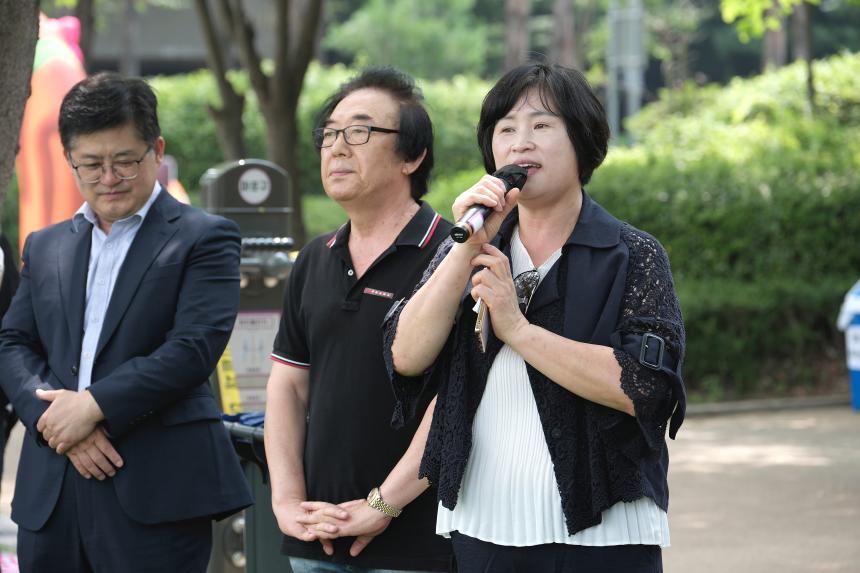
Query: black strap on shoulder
[[611, 330, 686, 439]]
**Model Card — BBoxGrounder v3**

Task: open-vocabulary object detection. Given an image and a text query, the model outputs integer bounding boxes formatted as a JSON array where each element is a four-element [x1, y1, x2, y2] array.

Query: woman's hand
[[272, 498, 336, 555], [452, 175, 520, 246], [297, 499, 392, 557], [470, 244, 529, 344]]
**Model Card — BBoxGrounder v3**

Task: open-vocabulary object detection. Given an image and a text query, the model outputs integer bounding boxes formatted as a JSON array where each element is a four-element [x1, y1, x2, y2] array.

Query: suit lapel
[[58, 220, 93, 355], [95, 192, 181, 357]]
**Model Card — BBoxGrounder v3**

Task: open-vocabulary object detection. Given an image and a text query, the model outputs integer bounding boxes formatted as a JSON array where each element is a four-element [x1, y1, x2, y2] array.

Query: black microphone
[[450, 164, 528, 243]]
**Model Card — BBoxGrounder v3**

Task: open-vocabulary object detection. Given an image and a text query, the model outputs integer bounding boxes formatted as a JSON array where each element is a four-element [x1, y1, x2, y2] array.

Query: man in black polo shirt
[[264, 67, 453, 572]]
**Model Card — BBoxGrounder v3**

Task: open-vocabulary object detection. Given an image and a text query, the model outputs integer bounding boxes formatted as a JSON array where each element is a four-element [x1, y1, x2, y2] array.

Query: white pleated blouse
[[436, 227, 670, 548]]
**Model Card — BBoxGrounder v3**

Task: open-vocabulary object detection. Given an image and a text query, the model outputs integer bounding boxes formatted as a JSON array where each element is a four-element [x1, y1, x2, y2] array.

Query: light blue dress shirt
[[73, 183, 161, 391]]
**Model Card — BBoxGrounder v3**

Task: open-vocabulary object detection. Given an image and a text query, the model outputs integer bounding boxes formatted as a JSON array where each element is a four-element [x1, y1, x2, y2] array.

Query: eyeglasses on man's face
[[313, 124, 399, 149], [69, 146, 153, 184]]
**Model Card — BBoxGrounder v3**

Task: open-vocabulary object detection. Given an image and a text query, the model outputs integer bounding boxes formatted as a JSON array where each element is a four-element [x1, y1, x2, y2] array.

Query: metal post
[[606, 0, 620, 140], [622, 0, 645, 120]]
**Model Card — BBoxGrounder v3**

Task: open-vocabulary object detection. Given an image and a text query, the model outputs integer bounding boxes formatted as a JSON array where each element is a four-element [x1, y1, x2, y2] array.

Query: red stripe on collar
[[419, 213, 442, 249]]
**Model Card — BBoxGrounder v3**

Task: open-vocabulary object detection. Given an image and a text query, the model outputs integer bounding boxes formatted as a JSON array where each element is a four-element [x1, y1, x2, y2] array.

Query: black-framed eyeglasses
[[313, 125, 399, 148], [514, 269, 540, 313], [69, 146, 153, 184]]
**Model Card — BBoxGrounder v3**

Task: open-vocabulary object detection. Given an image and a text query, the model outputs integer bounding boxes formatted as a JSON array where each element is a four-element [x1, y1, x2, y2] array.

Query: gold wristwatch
[[366, 486, 402, 518]]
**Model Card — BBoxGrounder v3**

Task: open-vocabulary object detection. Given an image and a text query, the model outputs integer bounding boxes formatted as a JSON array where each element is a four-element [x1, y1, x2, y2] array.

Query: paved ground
[[664, 406, 860, 573], [2, 406, 858, 572], [1, 423, 21, 572]]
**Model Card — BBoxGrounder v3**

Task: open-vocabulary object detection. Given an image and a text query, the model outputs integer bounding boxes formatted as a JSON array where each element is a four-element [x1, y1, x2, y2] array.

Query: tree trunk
[[268, 0, 322, 247], [207, 99, 248, 160], [263, 109, 304, 245], [194, 0, 321, 246], [505, 0, 531, 70], [655, 28, 692, 89], [552, 0, 577, 68], [120, 0, 140, 76], [75, 0, 95, 69], [572, 2, 597, 71], [791, 2, 811, 62], [314, 2, 328, 64], [791, 2, 816, 112], [762, 1, 788, 70], [0, 0, 39, 214], [193, 0, 247, 160]]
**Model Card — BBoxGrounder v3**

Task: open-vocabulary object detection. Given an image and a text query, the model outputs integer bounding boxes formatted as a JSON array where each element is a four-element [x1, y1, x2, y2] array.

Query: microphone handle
[[450, 204, 492, 243]]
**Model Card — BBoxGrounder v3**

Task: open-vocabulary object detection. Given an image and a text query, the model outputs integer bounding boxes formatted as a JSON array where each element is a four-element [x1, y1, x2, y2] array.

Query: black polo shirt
[[272, 201, 453, 571]]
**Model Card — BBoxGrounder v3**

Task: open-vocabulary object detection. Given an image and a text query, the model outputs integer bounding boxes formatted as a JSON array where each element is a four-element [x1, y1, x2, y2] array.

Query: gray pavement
[[1, 406, 858, 572], [665, 406, 860, 573], [0, 423, 21, 554]]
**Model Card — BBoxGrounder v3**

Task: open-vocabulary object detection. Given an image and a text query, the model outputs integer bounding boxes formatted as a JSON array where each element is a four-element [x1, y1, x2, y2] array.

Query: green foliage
[[587, 52, 860, 398], [149, 63, 491, 201], [720, 0, 819, 42], [44, 0, 189, 16], [302, 167, 492, 241], [420, 75, 491, 175], [147, 70, 223, 199], [302, 193, 347, 240], [147, 62, 490, 239], [2, 176, 19, 251], [424, 166, 485, 219], [324, 0, 488, 79], [410, 52, 860, 399]]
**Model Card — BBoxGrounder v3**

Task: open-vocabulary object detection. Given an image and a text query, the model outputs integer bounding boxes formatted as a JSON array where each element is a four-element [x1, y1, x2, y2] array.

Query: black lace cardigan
[[382, 191, 686, 536]]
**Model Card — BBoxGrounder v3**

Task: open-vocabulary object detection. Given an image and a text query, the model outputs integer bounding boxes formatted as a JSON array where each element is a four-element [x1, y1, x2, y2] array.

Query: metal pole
[[606, 0, 620, 140], [622, 0, 645, 120]]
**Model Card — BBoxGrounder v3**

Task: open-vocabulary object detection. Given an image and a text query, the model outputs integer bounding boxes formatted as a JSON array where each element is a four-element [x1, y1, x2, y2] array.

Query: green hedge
[[4, 54, 857, 401], [591, 149, 858, 398], [414, 53, 860, 400], [148, 64, 491, 201], [588, 53, 860, 399]]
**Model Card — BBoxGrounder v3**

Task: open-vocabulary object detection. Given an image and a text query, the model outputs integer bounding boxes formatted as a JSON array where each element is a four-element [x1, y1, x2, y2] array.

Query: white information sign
[[225, 311, 281, 411], [847, 325, 860, 371], [237, 168, 272, 205]]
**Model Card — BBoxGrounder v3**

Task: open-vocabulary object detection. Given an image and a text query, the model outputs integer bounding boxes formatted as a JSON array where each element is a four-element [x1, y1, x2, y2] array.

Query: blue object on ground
[[221, 411, 265, 427], [837, 279, 860, 411]]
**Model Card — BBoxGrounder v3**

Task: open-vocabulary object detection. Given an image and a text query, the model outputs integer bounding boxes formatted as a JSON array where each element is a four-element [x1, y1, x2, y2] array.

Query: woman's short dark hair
[[315, 66, 434, 200], [477, 63, 610, 185], [59, 72, 160, 151]]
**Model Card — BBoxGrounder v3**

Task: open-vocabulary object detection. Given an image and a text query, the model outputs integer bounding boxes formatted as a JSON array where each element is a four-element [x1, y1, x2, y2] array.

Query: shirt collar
[[497, 189, 622, 249], [327, 200, 444, 251], [73, 182, 162, 233]]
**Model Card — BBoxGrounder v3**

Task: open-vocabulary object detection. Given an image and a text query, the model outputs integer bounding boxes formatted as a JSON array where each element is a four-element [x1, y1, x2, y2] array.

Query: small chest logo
[[363, 287, 394, 299]]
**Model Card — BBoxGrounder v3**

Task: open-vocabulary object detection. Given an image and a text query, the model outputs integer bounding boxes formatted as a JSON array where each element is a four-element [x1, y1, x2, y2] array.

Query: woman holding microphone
[[383, 62, 686, 572]]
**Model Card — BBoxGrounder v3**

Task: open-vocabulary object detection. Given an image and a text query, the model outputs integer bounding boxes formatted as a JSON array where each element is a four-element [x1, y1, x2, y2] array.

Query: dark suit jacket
[[0, 190, 253, 531], [0, 232, 21, 476]]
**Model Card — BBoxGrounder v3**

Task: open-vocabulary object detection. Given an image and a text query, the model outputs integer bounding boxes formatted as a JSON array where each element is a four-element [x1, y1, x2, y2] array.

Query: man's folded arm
[[0, 238, 60, 444], [88, 218, 242, 437]]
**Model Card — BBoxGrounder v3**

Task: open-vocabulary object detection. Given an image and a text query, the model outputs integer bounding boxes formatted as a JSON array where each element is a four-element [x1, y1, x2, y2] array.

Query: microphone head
[[492, 164, 528, 192]]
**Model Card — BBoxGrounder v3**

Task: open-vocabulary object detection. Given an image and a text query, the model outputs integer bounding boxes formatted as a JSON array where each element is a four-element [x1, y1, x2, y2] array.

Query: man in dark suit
[[0, 72, 252, 572], [0, 232, 21, 479]]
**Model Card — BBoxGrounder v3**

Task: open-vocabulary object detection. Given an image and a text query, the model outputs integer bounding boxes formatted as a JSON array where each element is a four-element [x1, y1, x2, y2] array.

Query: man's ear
[[402, 148, 427, 176], [153, 136, 166, 164]]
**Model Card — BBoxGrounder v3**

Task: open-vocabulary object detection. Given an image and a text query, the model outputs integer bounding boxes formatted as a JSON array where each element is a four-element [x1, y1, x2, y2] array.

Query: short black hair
[[59, 72, 160, 151], [477, 63, 609, 185], [315, 66, 434, 200]]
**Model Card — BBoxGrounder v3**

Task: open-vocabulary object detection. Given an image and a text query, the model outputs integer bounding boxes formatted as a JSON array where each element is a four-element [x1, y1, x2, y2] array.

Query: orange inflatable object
[[15, 15, 86, 252], [158, 156, 191, 205]]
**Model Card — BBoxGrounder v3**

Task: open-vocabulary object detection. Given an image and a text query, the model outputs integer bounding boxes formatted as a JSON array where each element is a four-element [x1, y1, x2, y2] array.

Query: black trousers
[[451, 532, 663, 573], [17, 463, 212, 573]]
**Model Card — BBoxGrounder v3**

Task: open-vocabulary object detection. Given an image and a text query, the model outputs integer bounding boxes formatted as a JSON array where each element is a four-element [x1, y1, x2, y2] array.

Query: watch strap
[[366, 486, 401, 518]]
